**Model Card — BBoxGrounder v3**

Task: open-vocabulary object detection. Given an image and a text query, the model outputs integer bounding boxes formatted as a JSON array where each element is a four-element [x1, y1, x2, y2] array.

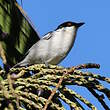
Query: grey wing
[[13, 50, 30, 67], [13, 43, 38, 67], [13, 31, 53, 67], [28, 31, 53, 52], [42, 31, 53, 40]]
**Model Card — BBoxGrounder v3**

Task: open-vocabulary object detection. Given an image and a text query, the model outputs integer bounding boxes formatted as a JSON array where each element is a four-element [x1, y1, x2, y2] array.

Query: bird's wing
[[42, 31, 53, 40], [20, 31, 53, 60]]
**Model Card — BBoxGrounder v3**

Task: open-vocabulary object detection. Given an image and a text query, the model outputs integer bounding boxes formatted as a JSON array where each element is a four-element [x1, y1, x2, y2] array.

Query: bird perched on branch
[[14, 21, 84, 67]]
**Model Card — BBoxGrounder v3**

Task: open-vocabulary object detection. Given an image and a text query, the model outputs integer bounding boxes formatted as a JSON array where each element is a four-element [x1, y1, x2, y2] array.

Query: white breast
[[43, 26, 77, 64]]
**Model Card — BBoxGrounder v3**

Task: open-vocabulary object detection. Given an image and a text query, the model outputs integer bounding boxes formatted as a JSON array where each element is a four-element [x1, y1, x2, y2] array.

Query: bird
[[13, 21, 84, 67]]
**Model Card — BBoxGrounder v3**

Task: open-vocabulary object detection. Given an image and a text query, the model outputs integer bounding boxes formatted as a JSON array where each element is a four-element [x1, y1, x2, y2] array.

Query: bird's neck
[[62, 27, 77, 51]]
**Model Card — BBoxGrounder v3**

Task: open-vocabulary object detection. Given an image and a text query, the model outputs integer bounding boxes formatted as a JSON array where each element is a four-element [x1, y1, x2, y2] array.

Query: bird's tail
[[12, 62, 22, 68], [12, 61, 28, 68]]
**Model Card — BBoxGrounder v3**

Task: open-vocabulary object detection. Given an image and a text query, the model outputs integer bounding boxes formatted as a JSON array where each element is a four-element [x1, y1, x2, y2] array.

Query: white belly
[[35, 28, 76, 64]]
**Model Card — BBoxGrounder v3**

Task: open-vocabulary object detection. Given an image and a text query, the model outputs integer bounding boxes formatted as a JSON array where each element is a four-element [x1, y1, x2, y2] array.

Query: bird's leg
[[41, 58, 49, 68], [44, 61, 49, 68]]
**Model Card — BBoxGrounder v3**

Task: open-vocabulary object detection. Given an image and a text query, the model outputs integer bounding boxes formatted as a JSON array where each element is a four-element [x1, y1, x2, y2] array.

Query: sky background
[[16, 0, 110, 109]]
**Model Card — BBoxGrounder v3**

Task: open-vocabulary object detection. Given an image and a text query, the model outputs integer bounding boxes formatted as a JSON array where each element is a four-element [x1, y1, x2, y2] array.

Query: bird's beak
[[76, 22, 85, 28]]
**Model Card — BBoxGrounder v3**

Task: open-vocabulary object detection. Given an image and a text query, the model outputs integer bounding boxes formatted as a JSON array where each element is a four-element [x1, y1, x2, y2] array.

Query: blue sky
[[16, 0, 110, 109]]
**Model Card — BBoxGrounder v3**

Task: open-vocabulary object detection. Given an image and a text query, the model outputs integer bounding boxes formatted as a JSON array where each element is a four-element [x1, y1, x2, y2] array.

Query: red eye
[[67, 23, 72, 26]]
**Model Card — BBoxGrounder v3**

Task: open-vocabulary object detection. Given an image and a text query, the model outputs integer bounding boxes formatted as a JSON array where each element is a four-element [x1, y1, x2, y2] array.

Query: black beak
[[76, 22, 85, 28]]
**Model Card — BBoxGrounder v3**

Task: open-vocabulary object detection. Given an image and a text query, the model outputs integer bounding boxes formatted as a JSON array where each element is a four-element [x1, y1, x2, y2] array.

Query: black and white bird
[[14, 21, 84, 67]]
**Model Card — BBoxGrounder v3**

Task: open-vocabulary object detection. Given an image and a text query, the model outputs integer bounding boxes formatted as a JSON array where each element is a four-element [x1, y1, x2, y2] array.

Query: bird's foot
[[41, 58, 50, 68], [44, 61, 50, 68]]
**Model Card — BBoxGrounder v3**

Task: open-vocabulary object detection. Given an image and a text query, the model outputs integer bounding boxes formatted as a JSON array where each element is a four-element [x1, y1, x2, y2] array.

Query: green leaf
[[0, 0, 40, 67]]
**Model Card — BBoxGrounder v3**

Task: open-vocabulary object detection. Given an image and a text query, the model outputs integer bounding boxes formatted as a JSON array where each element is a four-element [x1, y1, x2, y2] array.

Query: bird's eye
[[67, 23, 72, 26]]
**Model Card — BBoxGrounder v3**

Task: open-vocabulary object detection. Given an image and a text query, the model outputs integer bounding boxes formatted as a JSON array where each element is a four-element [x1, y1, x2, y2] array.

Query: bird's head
[[54, 21, 84, 42], [56, 21, 85, 30]]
